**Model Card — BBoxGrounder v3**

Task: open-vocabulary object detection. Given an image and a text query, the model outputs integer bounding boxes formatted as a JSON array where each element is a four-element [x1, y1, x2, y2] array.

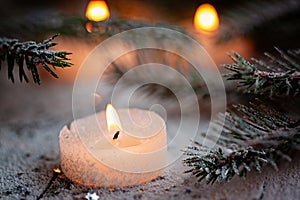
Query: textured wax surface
[[59, 109, 167, 188]]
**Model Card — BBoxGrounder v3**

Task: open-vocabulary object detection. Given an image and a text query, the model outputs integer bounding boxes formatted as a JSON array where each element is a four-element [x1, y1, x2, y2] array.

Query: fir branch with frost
[[223, 48, 300, 96], [183, 103, 300, 184], [0, 34, 72, 84]]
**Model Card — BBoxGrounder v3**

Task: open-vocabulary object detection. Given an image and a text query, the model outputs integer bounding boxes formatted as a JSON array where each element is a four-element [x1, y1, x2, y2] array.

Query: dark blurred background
[[0, 0, 300, 82], [1, 0, 299, 49]]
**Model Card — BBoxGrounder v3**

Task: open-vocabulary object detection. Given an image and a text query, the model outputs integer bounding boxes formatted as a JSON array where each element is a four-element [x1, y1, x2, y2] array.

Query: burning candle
[[85, 0, 110, 22], [59, 104, 167, 188], [194, 3, 219, 32]]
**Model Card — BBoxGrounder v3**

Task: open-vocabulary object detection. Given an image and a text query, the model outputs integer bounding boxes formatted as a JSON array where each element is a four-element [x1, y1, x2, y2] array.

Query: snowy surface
[[0, 80, 300, 200]]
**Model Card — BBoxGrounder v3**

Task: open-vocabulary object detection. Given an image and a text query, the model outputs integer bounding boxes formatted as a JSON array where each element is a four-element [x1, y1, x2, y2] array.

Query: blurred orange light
[[86, 0, 110, 22], [194, 4, 219, 32]]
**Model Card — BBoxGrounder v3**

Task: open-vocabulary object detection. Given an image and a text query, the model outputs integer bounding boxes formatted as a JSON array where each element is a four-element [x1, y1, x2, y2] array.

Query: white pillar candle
[[59, 105, 167, 188]]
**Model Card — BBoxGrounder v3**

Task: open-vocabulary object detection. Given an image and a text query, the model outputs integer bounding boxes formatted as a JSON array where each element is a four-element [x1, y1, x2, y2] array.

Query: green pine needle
[[183, 103, 300, 184], [223, 48, 300, 96], [0, 34, 72, 84]]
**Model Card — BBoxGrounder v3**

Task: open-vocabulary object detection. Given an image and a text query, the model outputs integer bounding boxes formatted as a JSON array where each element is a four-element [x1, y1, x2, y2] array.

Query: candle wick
[[113, 131, 120, 140]]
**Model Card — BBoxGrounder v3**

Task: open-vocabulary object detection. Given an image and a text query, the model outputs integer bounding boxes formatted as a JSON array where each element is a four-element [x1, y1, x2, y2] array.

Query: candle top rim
[[71, 108, 166, 141]]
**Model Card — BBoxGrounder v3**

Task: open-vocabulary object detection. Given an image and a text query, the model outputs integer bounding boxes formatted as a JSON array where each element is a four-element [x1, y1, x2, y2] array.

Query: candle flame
[[53, 168, 61, 173], [85, 0, 110, 22], [194, 4, 219, 32], [106, 104, 122, 132]]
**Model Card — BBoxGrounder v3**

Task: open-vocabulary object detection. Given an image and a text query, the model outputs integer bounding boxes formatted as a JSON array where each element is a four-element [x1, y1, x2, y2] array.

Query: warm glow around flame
[[194, 4, 219, 32], [106, 104, 122, 132], [86, 0, 110, 22]]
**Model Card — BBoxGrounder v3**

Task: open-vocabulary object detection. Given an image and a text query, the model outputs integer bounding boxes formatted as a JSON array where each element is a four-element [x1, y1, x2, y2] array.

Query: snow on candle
[[59, 104, 167, 188]]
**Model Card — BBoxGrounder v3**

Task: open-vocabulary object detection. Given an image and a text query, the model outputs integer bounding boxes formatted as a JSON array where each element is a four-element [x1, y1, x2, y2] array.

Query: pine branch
[[0, 34, 72, 84], [223, 48, 300, 96], [183, 103, 300, 184]]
